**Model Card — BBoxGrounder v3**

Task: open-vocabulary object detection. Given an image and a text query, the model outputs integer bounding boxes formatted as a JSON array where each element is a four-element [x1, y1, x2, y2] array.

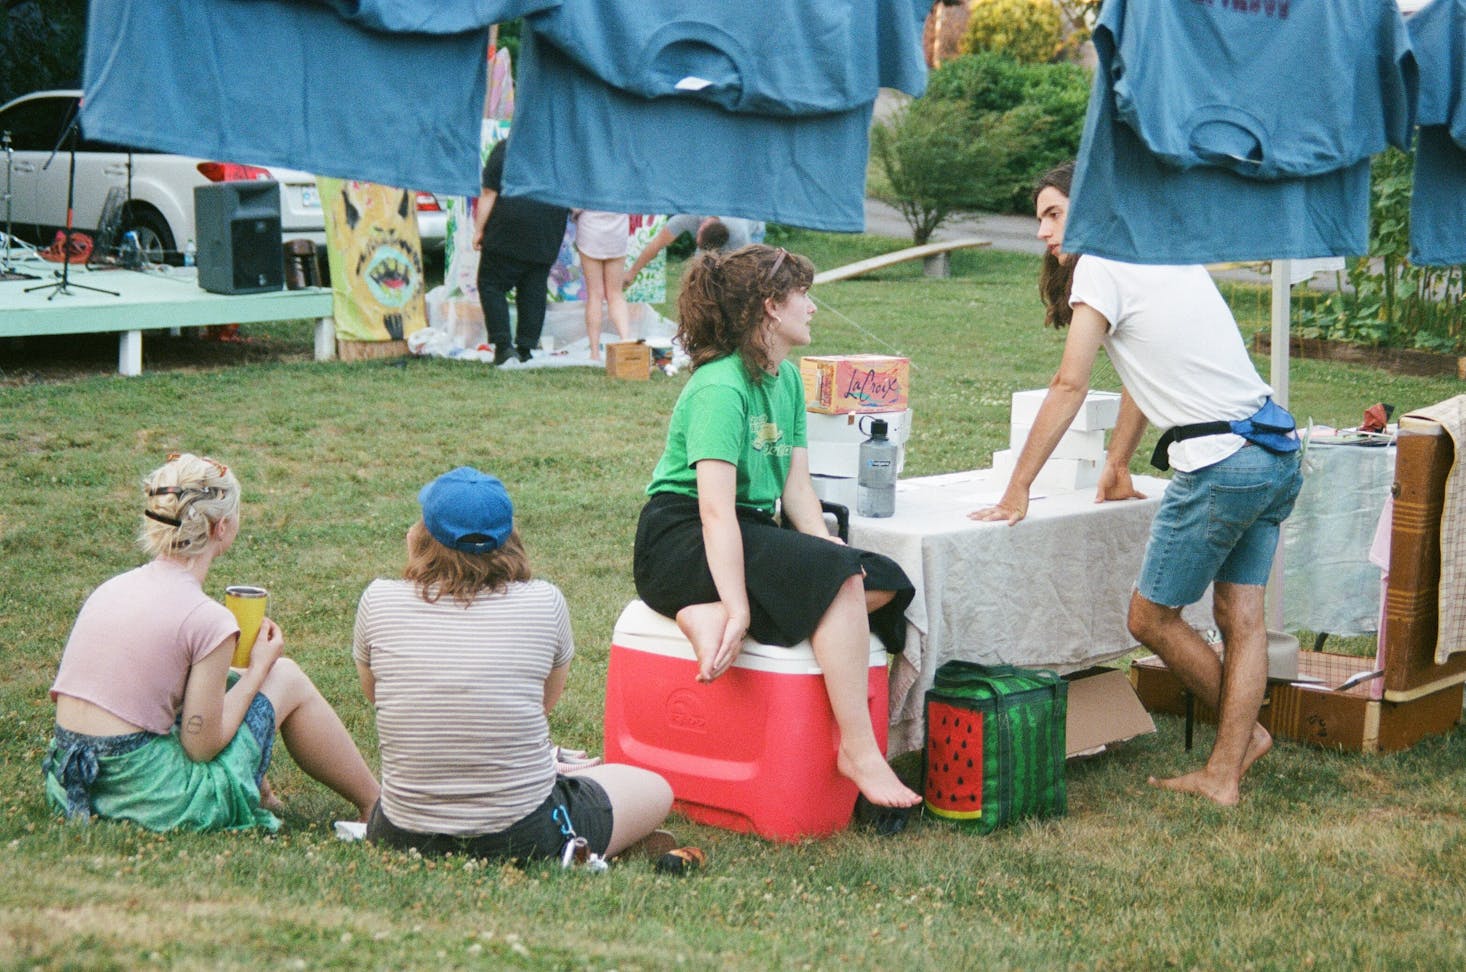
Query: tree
[[871, 97, 1035, 244], [0, 0, 87, 106]]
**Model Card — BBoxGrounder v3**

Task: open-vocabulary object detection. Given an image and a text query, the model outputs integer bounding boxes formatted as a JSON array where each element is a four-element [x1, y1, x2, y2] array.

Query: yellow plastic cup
[[224, 585, 269, 668]]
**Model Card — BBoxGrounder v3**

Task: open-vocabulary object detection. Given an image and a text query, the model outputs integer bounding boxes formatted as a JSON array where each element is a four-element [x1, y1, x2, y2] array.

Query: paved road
[[862, 196, 1300, 289], [862, 197, 1045, 255]]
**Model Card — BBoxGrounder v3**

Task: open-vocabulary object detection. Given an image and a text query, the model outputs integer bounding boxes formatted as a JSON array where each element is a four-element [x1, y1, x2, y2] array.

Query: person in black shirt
[[472, 140, 570, 366]]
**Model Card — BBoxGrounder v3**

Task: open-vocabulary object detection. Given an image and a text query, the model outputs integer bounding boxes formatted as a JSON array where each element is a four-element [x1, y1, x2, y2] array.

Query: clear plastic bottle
[[119, 231, 141, 269], [183, 239, 196, 267], [857, 418, 898, 518]]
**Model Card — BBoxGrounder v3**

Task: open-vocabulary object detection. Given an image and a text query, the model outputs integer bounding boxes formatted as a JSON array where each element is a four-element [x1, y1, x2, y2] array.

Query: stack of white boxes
[[806, 410, 914, 510], [991, 390, 1120, 493]]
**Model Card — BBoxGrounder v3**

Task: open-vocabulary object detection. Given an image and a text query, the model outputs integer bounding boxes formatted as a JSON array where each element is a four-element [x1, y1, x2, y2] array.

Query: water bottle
[[183, 239, 196, 268], [857, 418, 898, 518], [119, 231, 142, 269]]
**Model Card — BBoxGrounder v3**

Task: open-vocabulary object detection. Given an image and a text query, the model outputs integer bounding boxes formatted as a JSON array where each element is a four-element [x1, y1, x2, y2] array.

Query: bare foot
[[838, 746, 922, 808], [676, 603, 730, 682], [1146, 769, 1240, 807], [1240, 723, 1272, 776], [258, 776, 285, 814]]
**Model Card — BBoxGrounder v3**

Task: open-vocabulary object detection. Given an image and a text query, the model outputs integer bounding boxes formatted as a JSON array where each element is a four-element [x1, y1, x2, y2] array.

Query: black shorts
[[366, 775, 614, 863], [633, 492, 914, 653]]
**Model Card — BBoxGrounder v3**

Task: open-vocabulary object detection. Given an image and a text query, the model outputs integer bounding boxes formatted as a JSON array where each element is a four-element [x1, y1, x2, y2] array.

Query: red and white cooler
[[604, 599, 889, 842]]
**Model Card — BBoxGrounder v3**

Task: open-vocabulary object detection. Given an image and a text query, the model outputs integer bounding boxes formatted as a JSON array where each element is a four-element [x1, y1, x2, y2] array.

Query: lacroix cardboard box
[[800, 354, 910, 414]]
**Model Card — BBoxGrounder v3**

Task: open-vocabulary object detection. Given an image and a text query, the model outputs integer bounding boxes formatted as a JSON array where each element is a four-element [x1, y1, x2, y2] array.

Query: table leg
[[314, 316, 336, 362], [1183, 692, 1195, 752], [119, 330, 143, 376]]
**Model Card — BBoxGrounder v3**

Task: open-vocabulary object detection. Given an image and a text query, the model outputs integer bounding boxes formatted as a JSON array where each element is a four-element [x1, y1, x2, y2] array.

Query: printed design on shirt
[[1191, 0, 1289, 18], [749, 414, 792, 458]]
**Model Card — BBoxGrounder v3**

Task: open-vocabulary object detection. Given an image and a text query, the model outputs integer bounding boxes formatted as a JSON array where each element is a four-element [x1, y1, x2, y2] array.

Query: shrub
[[867, 96, 1032, 244], [922, 52, 1091, 212], [960, 0, 1065, 64], [1294, 149, 1465, 353]]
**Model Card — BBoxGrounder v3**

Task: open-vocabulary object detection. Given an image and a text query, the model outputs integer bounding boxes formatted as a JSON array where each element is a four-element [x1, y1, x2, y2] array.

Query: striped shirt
[[352, 578, 574, 836]]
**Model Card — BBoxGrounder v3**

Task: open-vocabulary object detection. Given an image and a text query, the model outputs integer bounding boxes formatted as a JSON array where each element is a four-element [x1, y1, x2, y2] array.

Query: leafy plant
[[920, 52, 1091, 212], [1293, 149, 1466, 353], [960, 0, 1066, 64], [871, 98, 1020, 244]]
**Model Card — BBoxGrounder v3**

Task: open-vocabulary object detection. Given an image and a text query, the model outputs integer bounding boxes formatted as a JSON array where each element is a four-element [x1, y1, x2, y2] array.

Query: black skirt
[[633, 492, 914, 654]]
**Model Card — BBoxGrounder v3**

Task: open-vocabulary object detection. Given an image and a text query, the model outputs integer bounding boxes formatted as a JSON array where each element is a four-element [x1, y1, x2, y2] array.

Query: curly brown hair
[[675, 243, 815, 378], [403, 521, 532, 607], [1035, 161, 1076, 329]]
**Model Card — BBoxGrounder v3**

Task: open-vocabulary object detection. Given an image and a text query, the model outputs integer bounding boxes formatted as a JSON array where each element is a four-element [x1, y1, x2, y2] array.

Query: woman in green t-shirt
[[634, 244, 920, 810]]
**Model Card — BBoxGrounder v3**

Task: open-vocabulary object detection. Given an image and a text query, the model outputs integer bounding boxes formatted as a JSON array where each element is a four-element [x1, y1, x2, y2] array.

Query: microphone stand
[[1, 130, 39, 281], [25, 104, 118, 300]]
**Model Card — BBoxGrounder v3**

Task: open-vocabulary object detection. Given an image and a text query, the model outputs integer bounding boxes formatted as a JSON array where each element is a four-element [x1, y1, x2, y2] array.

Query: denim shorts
[[1137, 445, 1303, 607]]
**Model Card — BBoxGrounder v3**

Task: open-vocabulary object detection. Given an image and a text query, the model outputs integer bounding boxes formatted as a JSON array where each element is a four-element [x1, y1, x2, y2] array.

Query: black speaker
[[194, 181, 284, 294]]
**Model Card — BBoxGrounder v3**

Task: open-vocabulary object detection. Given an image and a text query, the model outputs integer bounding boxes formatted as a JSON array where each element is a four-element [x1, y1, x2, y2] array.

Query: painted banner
[[318, 177, 428, 343]]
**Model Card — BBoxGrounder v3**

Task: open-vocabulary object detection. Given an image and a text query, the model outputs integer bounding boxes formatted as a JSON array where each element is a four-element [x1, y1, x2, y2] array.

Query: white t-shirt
[[353, 578, 574, 836], [1070, 255, 1273, 473]]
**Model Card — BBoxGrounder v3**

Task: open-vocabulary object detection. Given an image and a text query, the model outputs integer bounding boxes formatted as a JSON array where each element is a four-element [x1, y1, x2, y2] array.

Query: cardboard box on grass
[[1131, 651, 1463, 753], [606, 340, 652, 380], [1065, 668, 1155, 757], [801, 354, 910, 414]]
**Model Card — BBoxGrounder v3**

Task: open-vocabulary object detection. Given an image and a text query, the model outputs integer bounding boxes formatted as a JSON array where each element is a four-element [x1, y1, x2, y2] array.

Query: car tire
[[121, 206, 176, 265]]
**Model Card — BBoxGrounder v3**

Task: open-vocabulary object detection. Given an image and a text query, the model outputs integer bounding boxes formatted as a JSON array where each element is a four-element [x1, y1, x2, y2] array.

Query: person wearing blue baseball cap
[[352, 467, 673, 862]]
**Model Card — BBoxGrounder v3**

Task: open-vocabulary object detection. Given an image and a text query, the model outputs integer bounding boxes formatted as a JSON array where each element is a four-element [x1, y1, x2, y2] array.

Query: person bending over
[[622, 214, 764, 286], [354, 467, 672, 861], [633, 244, 921, 810], [972, 162, 1302, 806], [45, 452, 380, 831]]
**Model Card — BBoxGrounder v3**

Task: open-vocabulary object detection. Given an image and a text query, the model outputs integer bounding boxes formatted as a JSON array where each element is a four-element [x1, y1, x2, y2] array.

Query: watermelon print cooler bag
[[923, 661, 1068, 833]]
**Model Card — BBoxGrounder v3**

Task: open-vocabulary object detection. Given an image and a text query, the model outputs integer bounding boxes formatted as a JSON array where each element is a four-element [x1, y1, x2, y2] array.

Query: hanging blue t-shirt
[[78, 0, 532, 198], [308, 0, 558, 33], [502, 28, 874, 232], [523, 0, 928, 117], [1109, 0, 1414, 179], [1408, 0, 1466, 267], [1064, 0, 1391, 263]]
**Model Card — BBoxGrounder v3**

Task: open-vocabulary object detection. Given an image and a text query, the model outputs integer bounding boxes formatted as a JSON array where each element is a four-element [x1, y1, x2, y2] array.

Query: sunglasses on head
[[765, 247, 788, 282]]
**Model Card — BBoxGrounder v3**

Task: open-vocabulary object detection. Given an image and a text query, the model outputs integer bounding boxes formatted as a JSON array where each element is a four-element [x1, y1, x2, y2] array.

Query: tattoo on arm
[[185, 715, 204, 735]]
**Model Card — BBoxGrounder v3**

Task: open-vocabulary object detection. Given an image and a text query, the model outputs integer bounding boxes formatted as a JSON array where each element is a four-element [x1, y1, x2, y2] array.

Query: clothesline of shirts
[[78, 0, 929, 232], [1065, 0, 1465, 267], [79, 0, 1463, 256]]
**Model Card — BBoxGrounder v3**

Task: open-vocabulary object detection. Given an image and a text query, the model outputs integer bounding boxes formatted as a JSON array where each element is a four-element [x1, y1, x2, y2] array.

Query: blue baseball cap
[[418, 467, 514, 553]]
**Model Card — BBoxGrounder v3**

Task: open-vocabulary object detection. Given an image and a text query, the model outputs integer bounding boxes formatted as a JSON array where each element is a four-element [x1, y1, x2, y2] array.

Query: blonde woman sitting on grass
[[44, 452, 380, 831]]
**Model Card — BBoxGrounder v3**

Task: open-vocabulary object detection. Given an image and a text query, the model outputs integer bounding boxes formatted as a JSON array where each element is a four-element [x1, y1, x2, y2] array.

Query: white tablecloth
[[849, 469, 1212, 754], [1281, 442, 1395, 636]]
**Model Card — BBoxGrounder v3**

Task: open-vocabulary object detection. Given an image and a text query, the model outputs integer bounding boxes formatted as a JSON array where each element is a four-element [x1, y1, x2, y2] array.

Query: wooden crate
[[606, 340, 651, 381], [337, 339, 407, 362], [1130, 651, 1462, 754]]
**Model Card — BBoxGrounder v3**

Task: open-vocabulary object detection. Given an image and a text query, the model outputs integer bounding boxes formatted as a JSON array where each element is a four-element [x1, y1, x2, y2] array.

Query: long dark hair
[[675, 243, 815, 378], [1036, 161, 1076, 329]]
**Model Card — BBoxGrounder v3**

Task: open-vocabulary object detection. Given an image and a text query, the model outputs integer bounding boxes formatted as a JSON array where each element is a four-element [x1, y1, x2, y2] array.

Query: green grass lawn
[[2, 233, 1463, 970]]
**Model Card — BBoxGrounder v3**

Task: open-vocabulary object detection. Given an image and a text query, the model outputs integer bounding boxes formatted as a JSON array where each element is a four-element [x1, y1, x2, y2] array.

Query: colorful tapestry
[[318, 177, 427, 342]]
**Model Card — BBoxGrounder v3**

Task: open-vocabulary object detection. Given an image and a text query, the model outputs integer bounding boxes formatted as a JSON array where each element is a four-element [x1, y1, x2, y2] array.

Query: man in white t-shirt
[[973, 163, 1302, 807]]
